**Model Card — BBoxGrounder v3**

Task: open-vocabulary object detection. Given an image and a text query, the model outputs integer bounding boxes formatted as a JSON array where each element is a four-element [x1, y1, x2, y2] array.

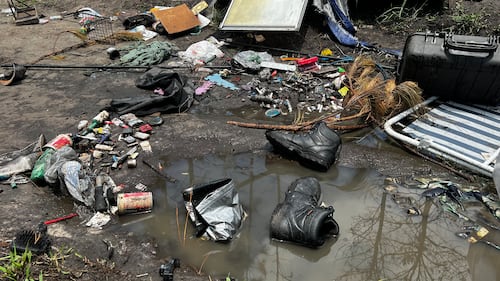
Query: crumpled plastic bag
[[232, 50, 274, 71], [59, 161, 95, 208], [178, 38, 225, 65], [183, 178, 244, 241], [44, 146, 79, 185]]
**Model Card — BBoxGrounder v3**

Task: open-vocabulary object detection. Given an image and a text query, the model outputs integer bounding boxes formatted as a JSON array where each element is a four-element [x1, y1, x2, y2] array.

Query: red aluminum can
[[43, 134, 73, 150]]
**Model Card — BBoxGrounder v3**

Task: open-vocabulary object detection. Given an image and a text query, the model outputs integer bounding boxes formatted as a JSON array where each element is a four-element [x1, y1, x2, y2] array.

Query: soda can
[[117, 192, 153, 215], [43, 134, 73, 150]]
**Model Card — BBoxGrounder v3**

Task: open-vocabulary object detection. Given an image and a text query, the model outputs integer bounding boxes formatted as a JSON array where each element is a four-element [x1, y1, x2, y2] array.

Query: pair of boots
[[270, 177, 339, 248], [265, 121, 342, 171]]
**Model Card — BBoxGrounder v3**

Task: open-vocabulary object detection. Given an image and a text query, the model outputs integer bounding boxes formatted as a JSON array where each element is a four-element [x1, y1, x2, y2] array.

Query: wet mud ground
[[1, 1, 500, 280]]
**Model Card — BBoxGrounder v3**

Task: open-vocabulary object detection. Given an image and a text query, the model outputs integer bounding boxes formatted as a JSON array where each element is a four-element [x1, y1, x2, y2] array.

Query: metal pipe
[[0, 64, 231, 70]]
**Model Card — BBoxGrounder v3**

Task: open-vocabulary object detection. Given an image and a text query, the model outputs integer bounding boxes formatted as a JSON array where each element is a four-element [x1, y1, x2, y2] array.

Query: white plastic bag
[[178, 39, 224, 65]]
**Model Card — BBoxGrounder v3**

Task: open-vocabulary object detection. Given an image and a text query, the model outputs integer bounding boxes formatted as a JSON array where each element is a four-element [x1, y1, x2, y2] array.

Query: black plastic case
[[398, 32, 500, 105]]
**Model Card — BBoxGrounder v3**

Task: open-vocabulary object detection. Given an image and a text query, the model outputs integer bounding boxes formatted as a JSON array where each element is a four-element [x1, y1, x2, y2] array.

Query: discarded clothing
[[118, 41, 177, 66], [312, 0, 366, 47], [182, 178, 244, 241], [107, 69, 194, 116], [270, 177, 339, 248]]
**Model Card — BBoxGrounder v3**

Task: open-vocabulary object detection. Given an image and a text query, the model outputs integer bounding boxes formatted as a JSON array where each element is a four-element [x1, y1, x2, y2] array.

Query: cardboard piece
[[152, 4, 200, 34]]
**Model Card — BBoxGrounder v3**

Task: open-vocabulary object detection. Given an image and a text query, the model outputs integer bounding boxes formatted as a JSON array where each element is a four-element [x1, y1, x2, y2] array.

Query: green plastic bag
[[30, 148, 55, 184]]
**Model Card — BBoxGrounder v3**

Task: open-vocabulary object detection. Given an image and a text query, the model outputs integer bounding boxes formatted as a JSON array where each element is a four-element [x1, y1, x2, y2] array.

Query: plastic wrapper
[[232, 50, 274, 71]]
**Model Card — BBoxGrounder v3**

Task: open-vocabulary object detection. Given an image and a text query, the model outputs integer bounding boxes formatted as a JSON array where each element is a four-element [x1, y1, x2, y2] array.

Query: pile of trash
[[0, 109, 164, 228], [384, 177, 500, 250]]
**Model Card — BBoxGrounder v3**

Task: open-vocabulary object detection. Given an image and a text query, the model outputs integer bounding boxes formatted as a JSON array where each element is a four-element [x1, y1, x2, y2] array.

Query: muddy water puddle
[[117, 152, 499, 281]]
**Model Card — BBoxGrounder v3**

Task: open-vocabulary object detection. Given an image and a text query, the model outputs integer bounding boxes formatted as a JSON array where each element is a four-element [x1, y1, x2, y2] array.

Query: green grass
[[449, 1, 488, 34], [0, 247, 42, 281]]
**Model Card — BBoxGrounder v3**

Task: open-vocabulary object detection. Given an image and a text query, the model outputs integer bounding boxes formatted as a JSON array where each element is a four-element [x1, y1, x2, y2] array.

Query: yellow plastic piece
[[320, 48, 333, 56], [338, 86, 349, 97]]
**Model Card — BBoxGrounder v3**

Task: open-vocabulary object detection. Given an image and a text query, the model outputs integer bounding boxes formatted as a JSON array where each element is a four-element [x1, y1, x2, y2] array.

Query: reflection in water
[[117, 152, 497, 281]]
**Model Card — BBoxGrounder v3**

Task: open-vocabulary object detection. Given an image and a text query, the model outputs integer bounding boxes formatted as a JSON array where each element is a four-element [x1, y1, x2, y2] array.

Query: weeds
[[377, 0, 427, 24], [45, 246, 73, 275], [450, 1, 488, 34], [376, 0, 429, 33], [0, 247, 42, 281]]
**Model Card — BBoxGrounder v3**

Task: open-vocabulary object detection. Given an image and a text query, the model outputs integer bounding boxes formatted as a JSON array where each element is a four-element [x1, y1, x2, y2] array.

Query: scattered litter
[[159, 258, 180, 281], [265, 108, 280, 118], [260, 61, 297, 72], [44, 213, 78, 225], [195, 81, 214, 95], [129, 25, 158, 41], [139, 141, 152, 153], [135, 183, 148, 191], [232, 50, 274, 71], [117, 192, 153, 215], [85, 212, 111, 229], [204, 73, 239, 90]]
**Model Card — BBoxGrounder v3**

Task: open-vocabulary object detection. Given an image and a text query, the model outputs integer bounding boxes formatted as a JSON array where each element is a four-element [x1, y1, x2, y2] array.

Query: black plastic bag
[[106, 69, 193, 116]]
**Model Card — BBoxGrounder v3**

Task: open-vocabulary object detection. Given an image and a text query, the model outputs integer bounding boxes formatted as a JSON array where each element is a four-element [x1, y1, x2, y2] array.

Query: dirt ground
[[1, 0, 499, 280]]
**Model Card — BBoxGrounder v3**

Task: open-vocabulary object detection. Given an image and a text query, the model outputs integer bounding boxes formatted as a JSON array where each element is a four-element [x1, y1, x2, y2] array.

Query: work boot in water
[[270, 177, 339, 248], [265, 121, 341, 171]]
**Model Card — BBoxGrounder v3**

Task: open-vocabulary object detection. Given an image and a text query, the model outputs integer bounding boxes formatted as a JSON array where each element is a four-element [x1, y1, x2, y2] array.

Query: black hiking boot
[[270, 177, 339, 248], [265, 121, 341, 171]]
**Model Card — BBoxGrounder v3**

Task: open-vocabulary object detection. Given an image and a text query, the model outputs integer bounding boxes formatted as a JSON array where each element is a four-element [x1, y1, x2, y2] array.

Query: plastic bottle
[[81, 110, 110, 136], [94, 174, 108, 212]]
